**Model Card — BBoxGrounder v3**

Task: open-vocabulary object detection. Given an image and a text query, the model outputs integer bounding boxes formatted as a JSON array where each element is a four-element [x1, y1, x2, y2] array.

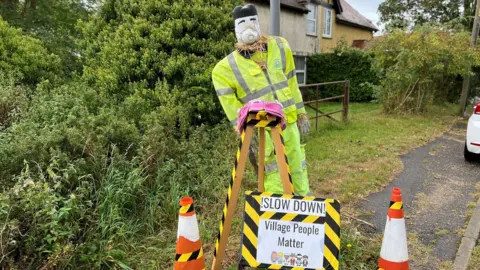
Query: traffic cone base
[[378, 257, 410, 270], [378, 188, 409, 270], [174, 197, 206, 270]]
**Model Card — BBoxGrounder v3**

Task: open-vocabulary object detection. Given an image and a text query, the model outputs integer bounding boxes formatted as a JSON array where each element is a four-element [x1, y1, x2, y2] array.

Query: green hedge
[[306, 48, 380, 102]]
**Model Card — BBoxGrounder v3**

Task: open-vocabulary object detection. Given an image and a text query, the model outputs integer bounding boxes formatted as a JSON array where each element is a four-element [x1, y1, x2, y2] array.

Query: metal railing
[[299, 80, 350, 131]]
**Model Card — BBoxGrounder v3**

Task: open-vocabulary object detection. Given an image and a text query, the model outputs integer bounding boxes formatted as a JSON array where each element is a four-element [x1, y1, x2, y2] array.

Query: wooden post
[[257, 127, 265, 192], [460, 0, 480, 116], [315, 85, 319, 131], [271, 127, 293, 194], [270, 127, 293, 194], [342, 81, 346, 121], [211, 125, 254, 270], [343, 80, 349, 121]]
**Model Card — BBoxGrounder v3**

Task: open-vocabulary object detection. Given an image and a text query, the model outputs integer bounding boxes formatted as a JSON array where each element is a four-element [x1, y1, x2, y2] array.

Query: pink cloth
[[237, 100, 286, 130]]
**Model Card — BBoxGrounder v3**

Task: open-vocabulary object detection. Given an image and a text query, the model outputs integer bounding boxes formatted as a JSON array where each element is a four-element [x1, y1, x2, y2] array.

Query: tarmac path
[[361, 122, 480, 269]]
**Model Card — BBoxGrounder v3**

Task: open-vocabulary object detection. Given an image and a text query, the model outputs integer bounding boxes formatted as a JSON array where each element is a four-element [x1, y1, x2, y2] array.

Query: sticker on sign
[[257, 219, 325, 268], [260, 196, 326, 216]]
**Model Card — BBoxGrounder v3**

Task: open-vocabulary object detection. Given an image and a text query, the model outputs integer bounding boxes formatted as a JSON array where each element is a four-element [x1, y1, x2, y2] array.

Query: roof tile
[[336, 0, 378, 31], [248, 0, 309, 13]]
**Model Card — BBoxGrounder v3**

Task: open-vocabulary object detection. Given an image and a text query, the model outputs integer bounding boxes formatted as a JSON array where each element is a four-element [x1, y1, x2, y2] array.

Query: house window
[[306, 4, 317, 35], [294, 56, 307, 85], [323, 8, 333, 38]]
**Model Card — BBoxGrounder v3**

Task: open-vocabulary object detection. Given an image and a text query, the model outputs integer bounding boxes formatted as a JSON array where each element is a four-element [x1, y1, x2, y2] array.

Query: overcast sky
[[345, 0, 384, 33]]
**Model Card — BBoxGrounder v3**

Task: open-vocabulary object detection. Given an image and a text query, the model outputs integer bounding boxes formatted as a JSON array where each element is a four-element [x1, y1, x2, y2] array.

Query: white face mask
[[235, 15, 261, 44]]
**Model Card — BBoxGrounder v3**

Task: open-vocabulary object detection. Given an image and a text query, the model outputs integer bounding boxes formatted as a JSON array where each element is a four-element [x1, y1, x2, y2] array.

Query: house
[[245, 0, 316, 85], [316, 0, 378, 51], [244, 0, 378, 83]]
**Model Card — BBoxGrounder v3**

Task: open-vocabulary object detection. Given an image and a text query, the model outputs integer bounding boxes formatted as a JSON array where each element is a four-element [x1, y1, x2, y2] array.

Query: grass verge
[[305, 102, 457, 202], [464, 183, 480, 270], [468, 245, 480, 270]]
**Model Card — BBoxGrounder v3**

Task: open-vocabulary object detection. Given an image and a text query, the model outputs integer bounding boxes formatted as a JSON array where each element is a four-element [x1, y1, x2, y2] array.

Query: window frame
[[306, 3, 317, 36], [294, 56, 307, 86], [323, 7, 333, 38]]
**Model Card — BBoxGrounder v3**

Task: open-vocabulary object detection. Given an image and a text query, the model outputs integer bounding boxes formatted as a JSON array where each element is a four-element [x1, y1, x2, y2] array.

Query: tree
[[379, 0, 476, 30], [79, 0, 241, 127], [0, 0, 98, 75], [369, 25, 480, 113], [0, 18, 60, 87]]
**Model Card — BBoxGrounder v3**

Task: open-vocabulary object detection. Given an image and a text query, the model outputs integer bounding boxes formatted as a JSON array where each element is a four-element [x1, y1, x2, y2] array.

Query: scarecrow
[[212, 4, 311, 195]]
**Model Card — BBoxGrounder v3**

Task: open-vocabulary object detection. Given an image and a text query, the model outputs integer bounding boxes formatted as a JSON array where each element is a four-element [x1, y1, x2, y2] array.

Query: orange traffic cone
[[174, 197, 205, 270], [378, 188, 410, 270]]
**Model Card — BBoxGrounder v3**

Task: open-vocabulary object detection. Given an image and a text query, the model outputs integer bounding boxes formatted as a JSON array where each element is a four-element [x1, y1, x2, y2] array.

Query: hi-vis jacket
[[212, 36, 306, 125]]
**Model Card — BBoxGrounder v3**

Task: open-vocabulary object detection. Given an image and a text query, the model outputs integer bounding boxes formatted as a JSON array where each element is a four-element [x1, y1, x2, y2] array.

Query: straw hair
[[235, 35, 269, 69]]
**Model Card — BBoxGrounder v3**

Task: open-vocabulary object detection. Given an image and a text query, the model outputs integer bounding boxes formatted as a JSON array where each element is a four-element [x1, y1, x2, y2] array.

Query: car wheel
[[465, 143, 477, 162]]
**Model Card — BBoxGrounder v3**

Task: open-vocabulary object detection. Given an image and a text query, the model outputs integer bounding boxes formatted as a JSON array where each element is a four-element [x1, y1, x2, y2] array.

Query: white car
[[465, 104, 480, 161]]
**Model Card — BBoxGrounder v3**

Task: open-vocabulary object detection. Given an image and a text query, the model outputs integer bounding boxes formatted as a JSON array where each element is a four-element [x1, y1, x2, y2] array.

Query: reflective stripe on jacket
[[212, 36, 307, 125]]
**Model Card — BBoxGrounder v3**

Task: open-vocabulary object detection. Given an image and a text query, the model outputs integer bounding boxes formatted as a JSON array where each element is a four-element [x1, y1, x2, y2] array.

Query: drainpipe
[[270, 0, 280, 35]]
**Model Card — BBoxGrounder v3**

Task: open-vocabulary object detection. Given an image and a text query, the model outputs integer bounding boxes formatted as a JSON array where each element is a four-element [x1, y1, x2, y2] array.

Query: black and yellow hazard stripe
[[213, 111, 285, 259], [324, 198, 341, 270], [175, 247, 204, 263], [213, 124, 246, 258], [389, 201, 403, 210], [240, 192, 341, 270], [246, 118, 279, 127], [241, 192, 261, 266], [245, 111, 282, 128], [387, 199, 404, 219], [179, 203, 194, 215]]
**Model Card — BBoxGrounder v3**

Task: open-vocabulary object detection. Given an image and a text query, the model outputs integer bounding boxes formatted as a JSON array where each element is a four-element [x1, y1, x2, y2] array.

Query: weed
[[468, 245, 480, 269], [435, 229, 450, 236]]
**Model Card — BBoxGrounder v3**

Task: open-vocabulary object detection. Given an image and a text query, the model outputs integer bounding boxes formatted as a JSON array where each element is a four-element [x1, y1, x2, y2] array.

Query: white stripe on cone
[[380, 217, 409, 262], [177, 214, 201, 242]]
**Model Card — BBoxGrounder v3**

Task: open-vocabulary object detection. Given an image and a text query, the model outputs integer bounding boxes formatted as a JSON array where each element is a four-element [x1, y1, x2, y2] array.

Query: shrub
[[0, 18, 61, 87], [369, 24, 480, 113], [0, 82, 140, 183], [0, 70, 238, 269], [307, 41, 380, 102], [0, 127, 236, 268], [0, 72, 28, 128], [0, 82, 237, 268]]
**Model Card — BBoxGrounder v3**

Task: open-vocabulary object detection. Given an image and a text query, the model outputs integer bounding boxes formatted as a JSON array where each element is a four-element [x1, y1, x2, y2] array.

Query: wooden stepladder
[[211, 110, 295, 270]]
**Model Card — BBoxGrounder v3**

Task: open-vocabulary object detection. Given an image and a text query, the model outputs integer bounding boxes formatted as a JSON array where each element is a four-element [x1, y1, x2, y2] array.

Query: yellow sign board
[[239, 191, 341, 270]]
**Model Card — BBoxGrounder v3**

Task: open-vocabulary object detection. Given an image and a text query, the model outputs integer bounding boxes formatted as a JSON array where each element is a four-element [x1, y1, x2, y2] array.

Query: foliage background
[[0, 0, 97, 75], [378, 0, 476, 30], [306, 40, 380, 102], [369, 24, 480, 114], [0, 0, 241, 268]]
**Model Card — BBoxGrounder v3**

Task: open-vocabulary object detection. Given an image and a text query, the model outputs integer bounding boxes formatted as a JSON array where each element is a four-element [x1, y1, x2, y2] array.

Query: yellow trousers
[[263, 123, 310, 196]]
